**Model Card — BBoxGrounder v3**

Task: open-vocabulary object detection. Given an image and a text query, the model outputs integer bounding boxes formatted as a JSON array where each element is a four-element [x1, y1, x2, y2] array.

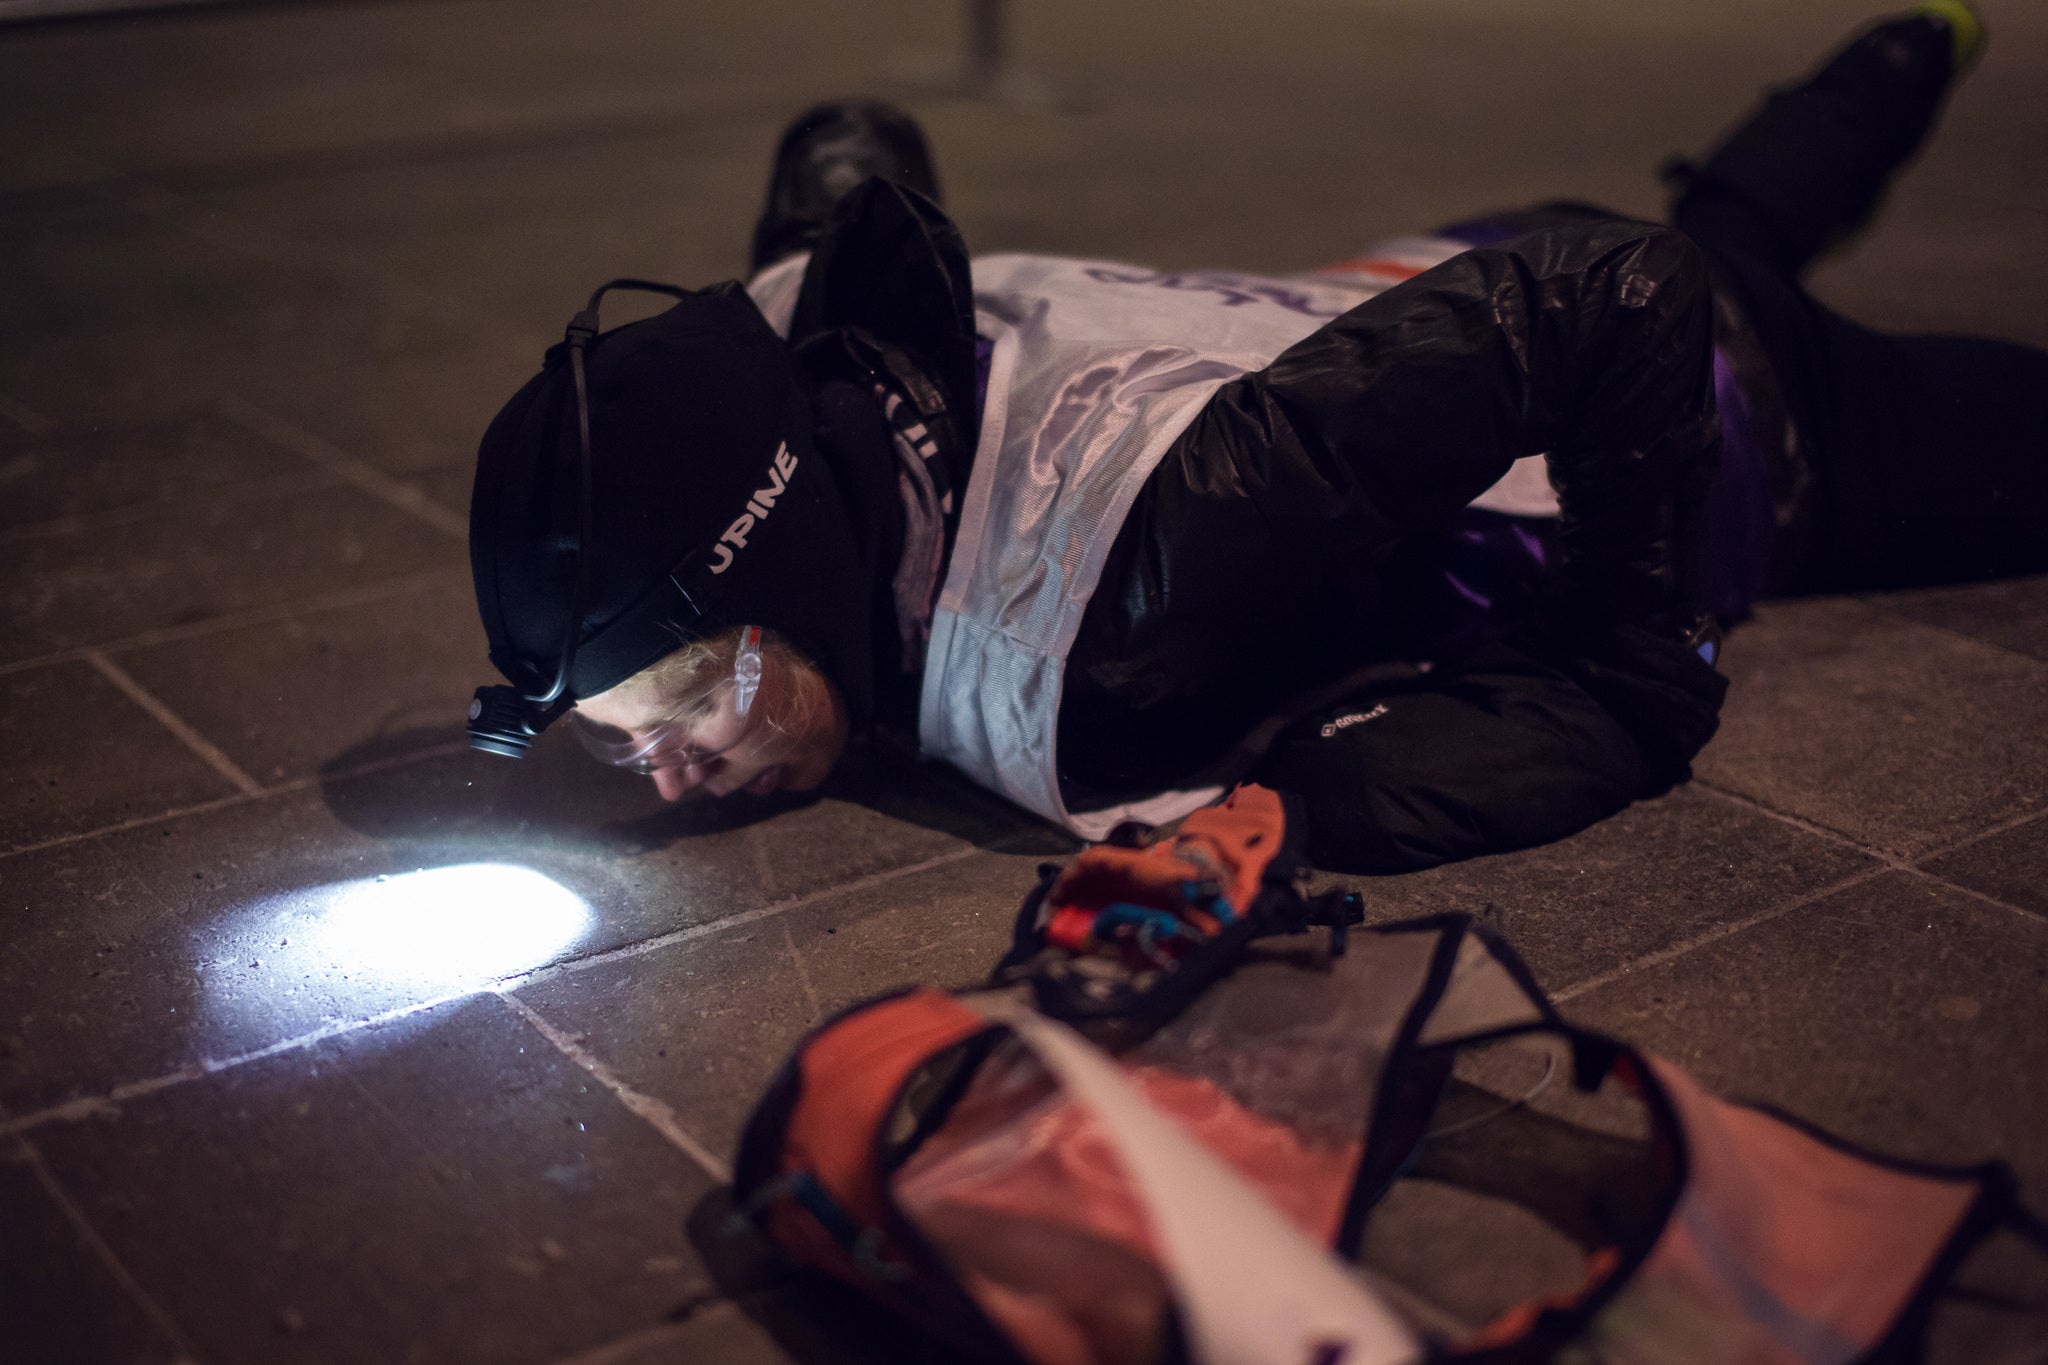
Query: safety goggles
[[568, 626, 767, 774]]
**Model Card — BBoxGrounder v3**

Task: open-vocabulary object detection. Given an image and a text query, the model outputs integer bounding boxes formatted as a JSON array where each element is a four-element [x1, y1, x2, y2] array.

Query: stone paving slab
[[183, 112, 790, 341], [0, 411, 299, 533], [113, 575, 486, 786], [1921, 810, 2048, 922], [1695, 596, 2048, 859], [514, 847, 1047, 1165], [410, 461, 480, 521], [1344, 783, 1880, 991], [0, 193, 508, 435], [218, 336, 547, 480], [27, 993, 719, 1365], [613, 1255, 962, 1365], [0, 1141, 186, 1365], [1872, 571, 2048, 666], [0, 476, 463, 664], [0, 0, 886, 193], [674, 1184, 969, 1365], [0, 743, 1030, 1119], [0, 657, 237, 852], [1566, 871, 2048, 1196]]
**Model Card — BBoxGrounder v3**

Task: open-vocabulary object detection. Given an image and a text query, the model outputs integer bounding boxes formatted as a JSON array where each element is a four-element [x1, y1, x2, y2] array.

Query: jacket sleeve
[[1218, 217, 1723, 626], [1249, 645, 1648, 873], [1250, 628, 1726, 874], [1068, 219, 1731, 863], [1069, 218, 1724, 715], [1219, 219, 1727, 870]]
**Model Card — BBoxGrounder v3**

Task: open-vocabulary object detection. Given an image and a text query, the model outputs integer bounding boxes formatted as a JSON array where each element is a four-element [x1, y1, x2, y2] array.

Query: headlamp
[[466, 278, 696, 759], [467, 686, 562, 758]]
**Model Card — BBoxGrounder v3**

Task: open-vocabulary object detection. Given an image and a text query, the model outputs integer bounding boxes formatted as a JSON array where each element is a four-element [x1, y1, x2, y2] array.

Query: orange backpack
[[734, 786, 2048, 1364]]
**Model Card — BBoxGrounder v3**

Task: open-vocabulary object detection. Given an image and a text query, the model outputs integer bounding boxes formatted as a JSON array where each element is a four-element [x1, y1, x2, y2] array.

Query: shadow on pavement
[[315, 728, 1078, 857], [315, 726, 819, 850], [685, 1186, 971, 1365]]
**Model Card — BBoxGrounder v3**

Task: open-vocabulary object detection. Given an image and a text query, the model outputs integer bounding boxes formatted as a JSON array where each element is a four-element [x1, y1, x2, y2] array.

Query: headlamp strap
[[468, 277, 703, 757]]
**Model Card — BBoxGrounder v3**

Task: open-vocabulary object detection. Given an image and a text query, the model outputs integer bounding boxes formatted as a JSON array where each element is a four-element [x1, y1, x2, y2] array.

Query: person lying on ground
[[466, 3, 2046, 873]]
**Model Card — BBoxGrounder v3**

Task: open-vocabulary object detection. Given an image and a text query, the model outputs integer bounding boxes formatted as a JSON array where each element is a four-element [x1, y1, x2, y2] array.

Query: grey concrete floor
[[2, 0, 2046, 1360]]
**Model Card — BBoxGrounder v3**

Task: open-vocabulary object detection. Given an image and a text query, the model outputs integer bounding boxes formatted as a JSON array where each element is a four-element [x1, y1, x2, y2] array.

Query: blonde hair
[[634, 625, 832, 748]]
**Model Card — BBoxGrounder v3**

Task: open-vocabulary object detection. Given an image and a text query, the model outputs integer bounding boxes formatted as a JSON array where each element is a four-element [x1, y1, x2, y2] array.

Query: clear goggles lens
[[569, 626, 768, 775]]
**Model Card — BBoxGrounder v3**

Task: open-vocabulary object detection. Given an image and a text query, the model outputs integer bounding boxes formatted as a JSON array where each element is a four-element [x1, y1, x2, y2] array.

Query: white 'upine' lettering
[[705, 442, 797, 576]]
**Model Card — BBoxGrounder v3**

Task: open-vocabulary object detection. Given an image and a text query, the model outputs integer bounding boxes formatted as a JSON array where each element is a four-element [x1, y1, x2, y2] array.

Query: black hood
[[469, 281, 878, 720]]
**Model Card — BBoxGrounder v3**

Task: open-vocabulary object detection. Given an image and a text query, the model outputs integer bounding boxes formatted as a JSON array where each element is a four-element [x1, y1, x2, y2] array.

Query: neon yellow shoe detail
[[1911, 0, 1987, 74]]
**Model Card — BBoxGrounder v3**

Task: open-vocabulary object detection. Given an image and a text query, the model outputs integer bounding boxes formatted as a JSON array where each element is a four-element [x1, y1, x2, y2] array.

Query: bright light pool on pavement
[[308, 863, 591, 990]]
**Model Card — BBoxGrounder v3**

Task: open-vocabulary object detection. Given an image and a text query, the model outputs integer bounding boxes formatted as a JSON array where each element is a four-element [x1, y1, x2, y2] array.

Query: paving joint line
[[497, 992, 733, 1185], [1693, 779, 2048, 926], [1690, 778, 1899, 866], [0, 468, 341, 546], [14, 147, 521, 348], [0, 738, 471, 862], [1861, 597, 2048, 671], [782, 921, 825, 1024], [1899, 864, 2048, 928], [0, 566, 468, 679], [1553, 863, 1895, 1004], [10, 1135, 201, 1361], [1908, 803, 2048, 864], [84, 648, 264, 797], [114, 179, 509, 342], [500, 843, 987, 994], [218, 397, 468, 539], [0, 843, 982, 1139], [0, 991, 477, 1142]]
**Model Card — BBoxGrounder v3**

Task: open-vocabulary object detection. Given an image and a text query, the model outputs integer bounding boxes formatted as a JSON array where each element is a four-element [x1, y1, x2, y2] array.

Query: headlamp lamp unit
[[465, 279, 692, 760]]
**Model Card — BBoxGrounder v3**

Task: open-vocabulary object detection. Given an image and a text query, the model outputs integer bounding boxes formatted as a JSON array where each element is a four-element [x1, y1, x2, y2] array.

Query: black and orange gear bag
[[733, 785, 2048, 1365]]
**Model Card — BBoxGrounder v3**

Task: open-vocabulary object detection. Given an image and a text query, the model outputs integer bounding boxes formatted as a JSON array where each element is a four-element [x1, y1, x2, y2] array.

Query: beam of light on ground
[[306, 864, 591, 991], [178, 864, 595, 1070]]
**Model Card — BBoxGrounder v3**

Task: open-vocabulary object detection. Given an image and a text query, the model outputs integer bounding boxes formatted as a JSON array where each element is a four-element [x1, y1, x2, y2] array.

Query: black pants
[[1671, 11, 2048, 591], [1250, 14, 2048, 874]]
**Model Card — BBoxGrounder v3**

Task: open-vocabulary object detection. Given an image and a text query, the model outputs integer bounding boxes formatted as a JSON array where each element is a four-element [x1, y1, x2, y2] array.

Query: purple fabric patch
[[1416, 509, 1557, 652], [1693, 350, 1775, 623], [1432, 214, 1776, 625]]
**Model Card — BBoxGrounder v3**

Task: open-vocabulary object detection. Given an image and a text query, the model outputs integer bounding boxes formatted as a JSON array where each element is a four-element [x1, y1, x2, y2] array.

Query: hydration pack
[[733, 786, 2048, 1364]]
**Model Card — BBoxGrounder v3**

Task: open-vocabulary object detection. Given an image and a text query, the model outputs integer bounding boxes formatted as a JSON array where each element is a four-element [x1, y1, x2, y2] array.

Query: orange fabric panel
[[1596, 1057, 1983, 1361], [894, 1055, 1362, 1365], [1461, 1248, 1622, 1353], [1313, 258, 1429, 280], [770, 989, 990, 1275], [905, 1062, 1360, 1250], [1177, 784, 1291, 911], [1048, 783, 1291, 928]]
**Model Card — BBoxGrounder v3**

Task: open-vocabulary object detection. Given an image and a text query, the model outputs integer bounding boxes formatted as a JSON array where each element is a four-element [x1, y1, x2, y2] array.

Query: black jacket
[[797, 187, 1730, 875], [1059, 219, 1730, 873]]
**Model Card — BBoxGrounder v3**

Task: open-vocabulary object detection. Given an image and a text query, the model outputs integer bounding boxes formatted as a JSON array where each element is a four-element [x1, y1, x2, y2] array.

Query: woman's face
[[574, 660, 848, 802]]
